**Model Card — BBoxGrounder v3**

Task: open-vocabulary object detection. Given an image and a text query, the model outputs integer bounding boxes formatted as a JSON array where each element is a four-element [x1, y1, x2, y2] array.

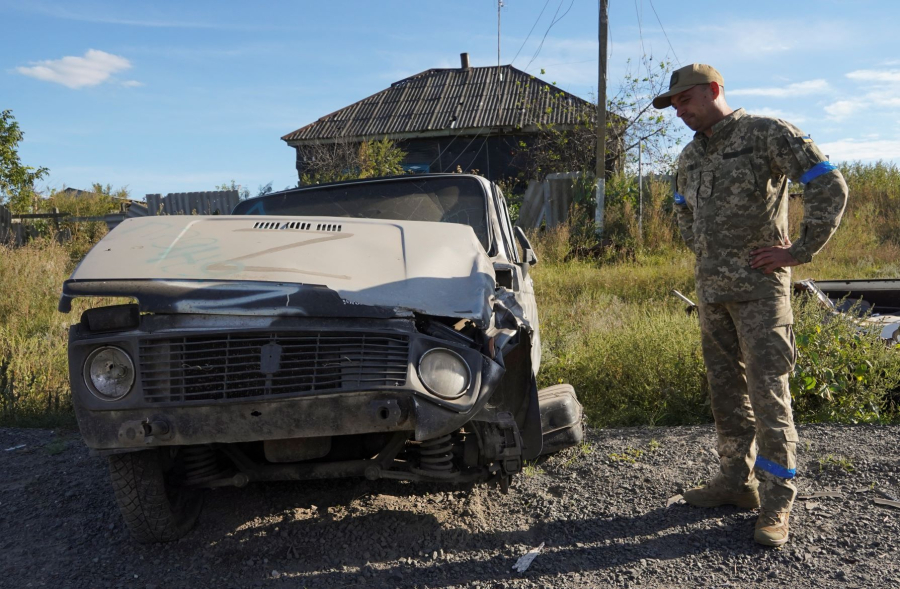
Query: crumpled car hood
[[62, 215, 497, 325]]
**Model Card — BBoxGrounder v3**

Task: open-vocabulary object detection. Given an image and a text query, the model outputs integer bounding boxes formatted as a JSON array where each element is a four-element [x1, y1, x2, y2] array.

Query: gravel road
[[1, 424, 899, 589]]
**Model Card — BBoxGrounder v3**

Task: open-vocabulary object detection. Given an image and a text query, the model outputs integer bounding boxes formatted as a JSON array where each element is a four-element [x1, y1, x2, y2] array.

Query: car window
[[233, 176, 490, 250]]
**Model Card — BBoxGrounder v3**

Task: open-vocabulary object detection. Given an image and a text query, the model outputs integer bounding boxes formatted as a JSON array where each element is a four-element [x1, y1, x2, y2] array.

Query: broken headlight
[[417, 348, 471, 399], [83, 346, 135, 401]]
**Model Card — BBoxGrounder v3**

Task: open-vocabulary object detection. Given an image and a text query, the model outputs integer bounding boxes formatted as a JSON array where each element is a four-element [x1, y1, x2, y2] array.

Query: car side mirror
[[513, 226, 538, 267]]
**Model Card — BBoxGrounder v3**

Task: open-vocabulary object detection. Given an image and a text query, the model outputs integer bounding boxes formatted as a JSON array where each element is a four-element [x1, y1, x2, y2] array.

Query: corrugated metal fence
[[516, 172, 589, 229], [145, 191, 239, 216]]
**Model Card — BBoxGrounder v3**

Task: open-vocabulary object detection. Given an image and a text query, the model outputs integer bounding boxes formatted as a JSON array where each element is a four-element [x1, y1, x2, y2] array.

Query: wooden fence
[[0, 204, 122, 248]]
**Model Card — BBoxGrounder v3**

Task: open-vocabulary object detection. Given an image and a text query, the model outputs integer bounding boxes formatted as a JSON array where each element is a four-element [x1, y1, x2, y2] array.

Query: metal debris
[[672, 290, 698, 315], [874, 498, 900, 510], [876, 490, 900, 502], [797, 491, 844, 500], [512, 543, 545, 573], [794, 279, 900, 343], [666, 494, 684, 508]]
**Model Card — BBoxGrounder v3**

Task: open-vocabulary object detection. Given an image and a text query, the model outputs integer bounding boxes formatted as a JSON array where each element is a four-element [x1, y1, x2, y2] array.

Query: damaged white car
[[60, 174, 583, 543]]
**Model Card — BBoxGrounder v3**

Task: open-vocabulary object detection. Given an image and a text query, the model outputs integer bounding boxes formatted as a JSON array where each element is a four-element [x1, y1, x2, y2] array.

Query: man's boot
[[754, 510, 790, 546], [682, 477, 760, 509]]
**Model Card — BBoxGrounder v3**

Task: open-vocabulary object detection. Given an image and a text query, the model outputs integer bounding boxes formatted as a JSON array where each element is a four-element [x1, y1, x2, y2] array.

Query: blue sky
[[2, 0, 899, 200]]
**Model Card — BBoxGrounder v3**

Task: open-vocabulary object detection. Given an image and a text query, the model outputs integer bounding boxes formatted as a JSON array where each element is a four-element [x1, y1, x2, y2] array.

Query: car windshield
[[233, 176, 490, 249]]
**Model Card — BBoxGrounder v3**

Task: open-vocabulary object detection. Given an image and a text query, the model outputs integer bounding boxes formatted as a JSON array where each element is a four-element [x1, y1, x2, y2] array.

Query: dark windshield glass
[[233, 176, 490, 249]]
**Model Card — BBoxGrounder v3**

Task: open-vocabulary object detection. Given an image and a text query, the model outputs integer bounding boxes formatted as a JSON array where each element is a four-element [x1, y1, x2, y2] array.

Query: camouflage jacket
[[675, 108, 848, 303]]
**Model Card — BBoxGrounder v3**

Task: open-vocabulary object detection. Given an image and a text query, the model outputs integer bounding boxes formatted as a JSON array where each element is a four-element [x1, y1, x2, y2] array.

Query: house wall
[[293, 132, 623, 187]]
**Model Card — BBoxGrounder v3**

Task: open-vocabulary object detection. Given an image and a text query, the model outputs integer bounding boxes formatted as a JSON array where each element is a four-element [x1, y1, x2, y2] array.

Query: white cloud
[[748, 108, 806, 124], [729, 79, 829, 98], [121, 80, 144, 87], [16, 49, 133, 89], [865, 90, 900, 108], [817, 138, 900, 162], [824, 100, 859, 121], [846, 69, 900, 83]]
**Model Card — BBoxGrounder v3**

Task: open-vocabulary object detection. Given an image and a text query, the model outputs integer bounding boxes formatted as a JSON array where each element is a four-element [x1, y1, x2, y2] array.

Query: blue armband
[[755, 456, 796, 479], [673, 192, 686, 205], [800, 161, 837, 184]]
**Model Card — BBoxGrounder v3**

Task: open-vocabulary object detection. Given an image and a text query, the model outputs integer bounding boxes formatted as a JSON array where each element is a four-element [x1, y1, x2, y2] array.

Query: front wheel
[[108, 448, 203, 543]]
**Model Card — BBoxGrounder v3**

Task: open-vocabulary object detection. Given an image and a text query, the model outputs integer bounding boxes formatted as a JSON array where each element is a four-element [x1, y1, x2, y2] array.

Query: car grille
[[139, 331, 409, 403]]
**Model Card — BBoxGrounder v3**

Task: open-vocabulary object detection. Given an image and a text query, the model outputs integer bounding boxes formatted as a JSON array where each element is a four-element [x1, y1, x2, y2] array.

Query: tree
[[608, 56, 684, 171], [299, 137, 407, 185], [256, 182, 274, 197], [0, 109, 49, 213], [517, 56, 683, 180], [215, 180, 250, 200]]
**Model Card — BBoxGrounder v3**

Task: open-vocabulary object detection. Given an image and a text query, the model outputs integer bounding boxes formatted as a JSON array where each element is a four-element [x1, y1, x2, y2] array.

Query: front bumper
[[68, 314, 504, 450]]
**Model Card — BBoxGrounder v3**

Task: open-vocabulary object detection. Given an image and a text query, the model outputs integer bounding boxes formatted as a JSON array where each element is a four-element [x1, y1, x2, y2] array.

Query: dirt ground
[[1, 424, 898, 589]]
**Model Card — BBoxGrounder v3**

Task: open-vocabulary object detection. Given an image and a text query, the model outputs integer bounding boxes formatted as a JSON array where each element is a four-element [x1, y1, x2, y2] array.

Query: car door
[[491, 185, 541, 375]]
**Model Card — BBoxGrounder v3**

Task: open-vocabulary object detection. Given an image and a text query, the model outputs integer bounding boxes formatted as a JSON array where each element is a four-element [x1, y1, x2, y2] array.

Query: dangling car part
[[60, 174, 583, 543]]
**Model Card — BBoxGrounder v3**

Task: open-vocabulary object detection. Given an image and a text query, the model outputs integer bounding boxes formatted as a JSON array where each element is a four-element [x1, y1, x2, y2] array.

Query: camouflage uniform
[[674, 108, 848, 511]]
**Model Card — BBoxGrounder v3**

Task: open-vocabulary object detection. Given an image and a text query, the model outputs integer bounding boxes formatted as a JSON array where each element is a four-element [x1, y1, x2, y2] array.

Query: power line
[[445, 132, 490, 173], [524, 0, 576, 73], [634, 0, 645, 59], [648, 0, 680, 65], [430, 133, 462, 169], [510, 0, 552, 65]]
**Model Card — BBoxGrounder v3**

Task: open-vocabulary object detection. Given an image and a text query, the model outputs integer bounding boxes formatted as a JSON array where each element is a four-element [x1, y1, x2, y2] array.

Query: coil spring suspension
[[181, 445, 224, 486], [418, 434, 454, 473]]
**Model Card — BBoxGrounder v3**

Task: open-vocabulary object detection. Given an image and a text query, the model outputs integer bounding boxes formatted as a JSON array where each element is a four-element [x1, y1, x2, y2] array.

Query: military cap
[[652, 64, 724, 109]]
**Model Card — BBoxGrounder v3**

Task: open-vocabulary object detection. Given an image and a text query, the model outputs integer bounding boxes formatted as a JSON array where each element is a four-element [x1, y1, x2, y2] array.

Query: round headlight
[[83, 346, 135, 401], [417, 348, 471, 399]]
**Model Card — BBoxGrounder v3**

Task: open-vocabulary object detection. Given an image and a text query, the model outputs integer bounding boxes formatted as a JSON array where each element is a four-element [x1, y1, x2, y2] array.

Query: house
[[282, 53, 624, 185]]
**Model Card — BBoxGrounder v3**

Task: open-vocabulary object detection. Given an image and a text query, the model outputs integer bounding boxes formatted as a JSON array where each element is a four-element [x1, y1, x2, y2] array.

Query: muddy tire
[[107, 448, 203, 543]]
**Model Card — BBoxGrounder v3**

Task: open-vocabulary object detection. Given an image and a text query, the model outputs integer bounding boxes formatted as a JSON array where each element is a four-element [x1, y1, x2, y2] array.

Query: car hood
[[62, 215, 497, 325]]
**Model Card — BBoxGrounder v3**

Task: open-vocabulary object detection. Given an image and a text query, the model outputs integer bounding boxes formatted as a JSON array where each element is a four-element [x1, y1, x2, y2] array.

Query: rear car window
[[233, 177, 490, 250]]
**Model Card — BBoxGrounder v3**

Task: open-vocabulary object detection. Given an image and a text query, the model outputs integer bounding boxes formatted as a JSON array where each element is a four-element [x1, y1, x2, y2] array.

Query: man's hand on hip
[[750, 239, 800, 274]]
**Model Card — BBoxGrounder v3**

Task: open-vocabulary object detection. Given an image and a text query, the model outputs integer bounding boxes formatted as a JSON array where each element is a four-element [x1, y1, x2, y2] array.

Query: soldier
[[652, 64, 848, 546]]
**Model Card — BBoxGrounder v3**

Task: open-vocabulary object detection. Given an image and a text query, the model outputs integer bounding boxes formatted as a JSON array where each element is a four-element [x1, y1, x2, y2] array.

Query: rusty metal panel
[[513, 173, 586, 229], [544, 172, 583, 228], [144, 191, 239, 216], [515, 180, 545, 229]]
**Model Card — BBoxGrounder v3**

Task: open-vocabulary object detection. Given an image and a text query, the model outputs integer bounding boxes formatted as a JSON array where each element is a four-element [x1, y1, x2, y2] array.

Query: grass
[[818, 454, 855, 474], [0, 233, 126, 427], [1, 162, 899, 428]]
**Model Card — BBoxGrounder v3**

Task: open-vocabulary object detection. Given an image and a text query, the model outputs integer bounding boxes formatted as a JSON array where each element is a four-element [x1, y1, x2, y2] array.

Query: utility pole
[[638, 141, 643, 240], [594, 0, 609, 236]]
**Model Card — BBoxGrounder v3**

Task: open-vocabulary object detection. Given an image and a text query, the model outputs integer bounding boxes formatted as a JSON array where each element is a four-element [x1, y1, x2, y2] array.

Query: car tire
[[108, 448, 203, 543]]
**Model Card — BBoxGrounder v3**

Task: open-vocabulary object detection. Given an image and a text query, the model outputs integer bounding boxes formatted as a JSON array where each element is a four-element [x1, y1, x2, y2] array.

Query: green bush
[[790, 295, 900, 423]]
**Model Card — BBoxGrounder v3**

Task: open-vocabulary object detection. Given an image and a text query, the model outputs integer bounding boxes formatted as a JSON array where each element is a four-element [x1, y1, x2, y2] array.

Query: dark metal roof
[[282, 65, 595, 144]]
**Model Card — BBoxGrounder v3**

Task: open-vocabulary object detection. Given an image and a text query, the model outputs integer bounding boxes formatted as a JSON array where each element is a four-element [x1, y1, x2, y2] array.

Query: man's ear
[[709, 81, 722, 100]]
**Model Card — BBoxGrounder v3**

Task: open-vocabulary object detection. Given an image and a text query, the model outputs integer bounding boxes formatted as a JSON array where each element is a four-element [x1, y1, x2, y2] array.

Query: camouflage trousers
[[698, 295, 798, 512]]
